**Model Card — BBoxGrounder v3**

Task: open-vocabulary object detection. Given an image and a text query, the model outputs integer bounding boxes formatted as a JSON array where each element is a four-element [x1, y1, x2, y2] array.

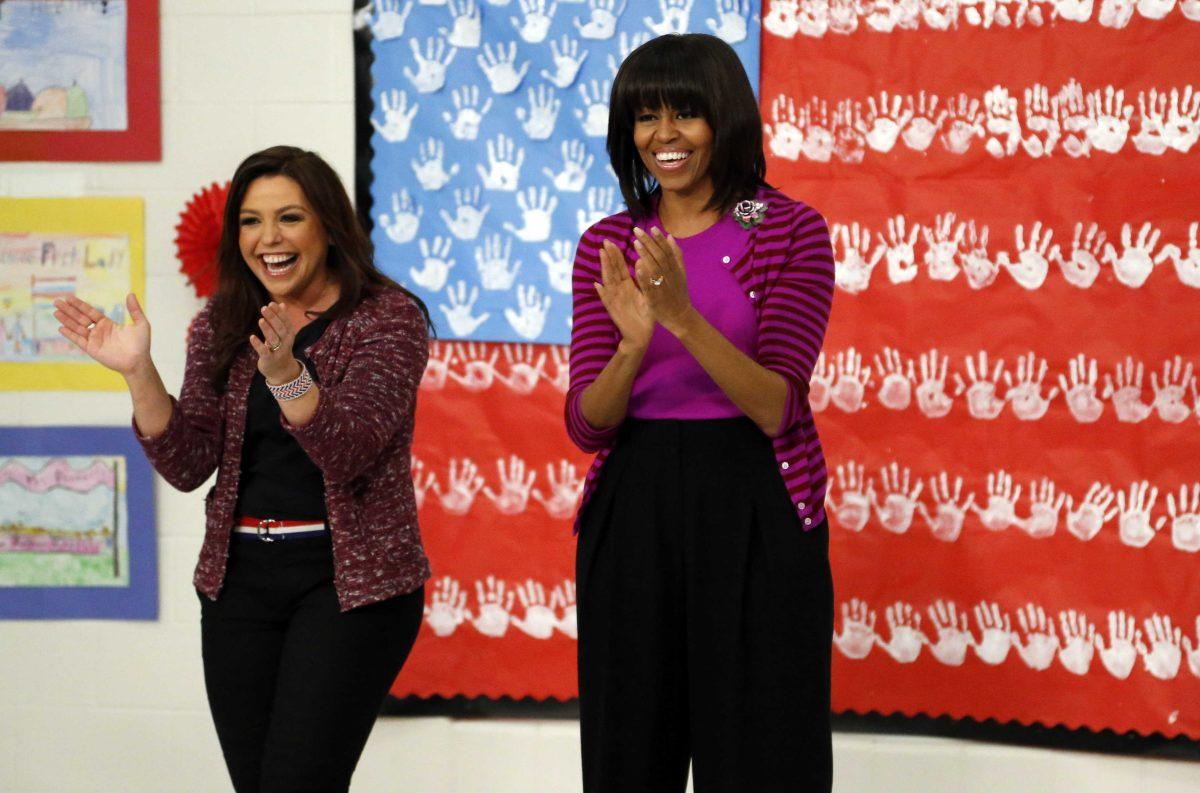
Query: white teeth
[[262, 253, 296, 265], [656, 151, 689, 162]]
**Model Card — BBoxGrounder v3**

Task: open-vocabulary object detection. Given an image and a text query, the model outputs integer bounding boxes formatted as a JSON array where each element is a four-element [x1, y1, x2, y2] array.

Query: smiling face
[[238, 175, 332, 307], [633, 106, 715, 204]]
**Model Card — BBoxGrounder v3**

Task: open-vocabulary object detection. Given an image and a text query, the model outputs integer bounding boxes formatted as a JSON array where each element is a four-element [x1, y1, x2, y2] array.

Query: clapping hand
[[248, 302, 300, 384], [54, 293, 150, 375], [630, 226, 694, 334]]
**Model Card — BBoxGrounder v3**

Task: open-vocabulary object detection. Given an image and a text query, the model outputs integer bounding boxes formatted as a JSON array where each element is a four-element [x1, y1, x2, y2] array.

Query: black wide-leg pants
[[577, 418, 833, 793], [199, 536, 423, 793]]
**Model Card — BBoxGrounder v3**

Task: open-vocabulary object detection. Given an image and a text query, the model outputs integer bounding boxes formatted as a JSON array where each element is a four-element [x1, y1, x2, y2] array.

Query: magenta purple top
[[566, 185, 836, 531], [627, 211, 756, 420]]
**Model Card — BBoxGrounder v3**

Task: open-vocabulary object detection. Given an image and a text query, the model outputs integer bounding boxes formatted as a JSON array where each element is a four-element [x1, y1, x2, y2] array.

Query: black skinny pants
[[577, 418, 834, 793], [199, 535, 423, 793]]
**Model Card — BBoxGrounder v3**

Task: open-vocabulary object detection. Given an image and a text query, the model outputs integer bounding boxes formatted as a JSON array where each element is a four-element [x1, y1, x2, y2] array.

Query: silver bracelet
[[266, 361, 314, 401]]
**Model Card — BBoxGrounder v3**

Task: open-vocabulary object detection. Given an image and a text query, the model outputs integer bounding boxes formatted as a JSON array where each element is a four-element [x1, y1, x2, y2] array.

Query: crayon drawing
[[0, 0, 127, 131]]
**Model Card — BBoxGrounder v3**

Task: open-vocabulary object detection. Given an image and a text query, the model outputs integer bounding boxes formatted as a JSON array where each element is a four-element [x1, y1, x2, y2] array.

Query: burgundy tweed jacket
[[137, 287, 431, 611]]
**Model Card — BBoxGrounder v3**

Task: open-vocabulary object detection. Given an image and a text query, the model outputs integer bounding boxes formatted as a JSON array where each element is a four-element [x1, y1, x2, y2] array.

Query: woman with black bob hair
[[55, 146, 432, 792], [566, 35, 836, 791]]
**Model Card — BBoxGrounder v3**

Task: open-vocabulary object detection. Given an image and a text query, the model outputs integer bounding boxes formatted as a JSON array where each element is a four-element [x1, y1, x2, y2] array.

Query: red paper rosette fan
[[174, 182, 231, 299]]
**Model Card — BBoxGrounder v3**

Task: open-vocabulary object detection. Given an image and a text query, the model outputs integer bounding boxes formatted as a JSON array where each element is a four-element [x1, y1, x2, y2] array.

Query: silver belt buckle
[[256, 518, 279, 542]]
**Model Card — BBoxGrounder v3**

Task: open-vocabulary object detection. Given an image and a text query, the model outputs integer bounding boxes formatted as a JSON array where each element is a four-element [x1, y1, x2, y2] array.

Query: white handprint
[[577, 186, 617, 233], [472, 576, 515, 638], [440, 0, 482, 48], [371, 0, 414, 41], [379, 190, 422, 245], [404, 36, 456, 94], [919, 472, 974, 542], [504, 284, 552, 340], [503, 187, 558, 242], [439, 186, 491, 241], [833, 222, 884, 294], [922, 212, 963, 281], [645, 0, 695, 34], [764, 0, 802, 37], [1021, 83, 1061, 158], [1085, 86, 1133, 153], [972, 469, 1022, 531], [1183, 617, 1200, 678], [872, 462, 923, 534], [960, 220, 999, 290], [423, 576, 469, 637], [938, 93, 983, 154], [483, 455, 537, 515], [1014, 604, 1059, 671], [971, 602, 1014, 665], [874, 347, 915, 411], [1102, 357, 1152, 423], [1132, 88, 1170, 155], [1136, 0, 1175, 18], [448, 341, 499, 391], [605, 30, 650, 75], [436, 457, 485, 514], [1051, 221, 1106, 289], [420, 343, 453, 391], [827, 462, 874, 532], [1057, 610, 1096, 675], [916, 349, 953, 419], [832, 100, 866, 163], [411, 138, 460, 191], [542, 139, 594, 193], [475, 234, 522, 290], [1050, 0, 1094, 20], [1095, 610, 1142, 679], [477, 134, 525, 191], [764, 95, 804, 162], [1099, 0, 1136, 25], [495, 343, 545, 394], [540, 35, 588, 88], [438, 281, 490, 336], [1018, 477, 1066, 538], [477, 41, 530, 95], [1103, 221, 1167, 288], [511, 579, 557, 638], [1139, 614, 1182, 680], [901, 91, 942, 152], [1003, 222, 1054, 290], [856, 91, 913, 153], [511, 0, 558, 43], [800, 99, 835, 162], [877, 602, 926, 663], [515, 85, 561, 140], [834, 599, 877, 659], [532, 460, 585, 520], [1056, 79, 1093, 159], [828, 0, 858, 32], [411, 236, 456, 291], [540, 239, 574, 294], [1065, 482, 1117, 542], [574, 0, 626, 39], [1159, 221, 1200, 288], [928, 600, 970, 666], [1116, 480, 1165, 548], [371, 89, 419, 143], [541, 345, 570, 393], [412, 454, 439, 509], [550, 580, 578, 639], [831, 348, 872, 412], [1166, 483, 1200, 553], [706, 0, 753, 42], [1057, 354, 1103, 423], [878, 215, 920, 284], [442, 85, 492, 141], [575, 79, 611, 138], [1150, 355, 1194, 423], [1164, 86, 1200, 153], [954, 351, 1006, 420], [1003, 351, 1058, 421]]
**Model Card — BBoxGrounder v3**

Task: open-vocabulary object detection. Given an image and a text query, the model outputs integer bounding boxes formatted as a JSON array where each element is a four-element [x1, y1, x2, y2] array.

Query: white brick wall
[[0, 2, 1197, 791]]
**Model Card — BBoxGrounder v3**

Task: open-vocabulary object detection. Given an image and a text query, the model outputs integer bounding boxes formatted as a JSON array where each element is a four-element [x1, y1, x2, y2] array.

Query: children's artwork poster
[[0, 426, 157, 620], [0, 0, 160, 161], [0, 197, 145, 391], [357, 3, 1200, 741], [365, 0, 760, 345]]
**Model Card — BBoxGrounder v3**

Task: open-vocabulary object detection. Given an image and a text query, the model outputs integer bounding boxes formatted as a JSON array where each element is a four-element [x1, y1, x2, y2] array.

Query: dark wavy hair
[[607, 33, 767, 219], [208, 146, 430, 387]]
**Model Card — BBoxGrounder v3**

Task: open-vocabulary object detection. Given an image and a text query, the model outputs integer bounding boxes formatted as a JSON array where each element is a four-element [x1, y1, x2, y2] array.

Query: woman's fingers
[[248, 334, 268, 357], [64, 294, 107, 324], [53, 298, 96, 331], [57, 325, 89, 351], [659, 230, 685, 277], [257, 318, 281, 348], [126, 292, 147, 325]]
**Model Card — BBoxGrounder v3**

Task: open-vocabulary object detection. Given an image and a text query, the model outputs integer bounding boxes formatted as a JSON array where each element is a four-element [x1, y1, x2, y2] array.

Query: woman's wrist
[[122, 357, 159, 387], [264, 358, 303, 387], [661, 306, 702, 341]]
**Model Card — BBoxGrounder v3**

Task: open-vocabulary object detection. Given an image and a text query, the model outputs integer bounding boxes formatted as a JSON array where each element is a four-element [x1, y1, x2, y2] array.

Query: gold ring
[[650, 275, 665, 287], [269, 342, 281, 352], [86, 322, 96, 331]]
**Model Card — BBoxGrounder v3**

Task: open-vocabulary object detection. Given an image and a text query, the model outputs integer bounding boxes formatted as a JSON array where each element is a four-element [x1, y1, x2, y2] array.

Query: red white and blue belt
[[233, 517, 329, 542]]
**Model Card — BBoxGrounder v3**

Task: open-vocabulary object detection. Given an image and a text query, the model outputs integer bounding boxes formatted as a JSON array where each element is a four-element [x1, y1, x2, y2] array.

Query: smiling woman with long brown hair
[[566, 35, 837, 791], [55, 146, 432, 793]]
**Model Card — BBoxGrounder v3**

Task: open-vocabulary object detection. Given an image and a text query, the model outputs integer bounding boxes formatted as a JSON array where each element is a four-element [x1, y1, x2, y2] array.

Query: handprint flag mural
[[367, 0, 760, 344], [360, 2, 1200, 740]]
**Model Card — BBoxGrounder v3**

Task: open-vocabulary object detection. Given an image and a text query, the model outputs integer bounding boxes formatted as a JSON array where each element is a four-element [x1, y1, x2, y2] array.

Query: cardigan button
[[804, 517, 812, 526], [781, 461, 789, 470], [748, 290, 757, 299], [722, 255, 731, 264]]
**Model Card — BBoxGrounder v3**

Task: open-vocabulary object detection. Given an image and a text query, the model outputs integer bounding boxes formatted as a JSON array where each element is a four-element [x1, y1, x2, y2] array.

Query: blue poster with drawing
[[367, 0, 760, 344]]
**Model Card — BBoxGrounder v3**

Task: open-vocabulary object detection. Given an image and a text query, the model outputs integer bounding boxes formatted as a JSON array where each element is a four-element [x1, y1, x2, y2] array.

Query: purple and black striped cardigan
[[565, 186, 836, 531]]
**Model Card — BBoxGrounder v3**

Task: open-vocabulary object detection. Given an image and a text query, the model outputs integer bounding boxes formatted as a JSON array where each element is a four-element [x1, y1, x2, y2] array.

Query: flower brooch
[[733, 199, 767, 229]]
